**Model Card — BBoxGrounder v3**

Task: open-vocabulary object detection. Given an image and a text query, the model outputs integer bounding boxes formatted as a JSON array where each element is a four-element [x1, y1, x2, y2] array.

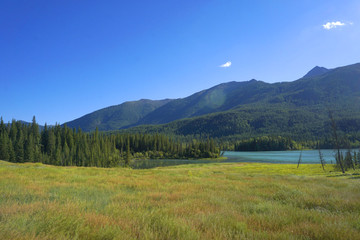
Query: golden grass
[[0, 160, 359, 239]]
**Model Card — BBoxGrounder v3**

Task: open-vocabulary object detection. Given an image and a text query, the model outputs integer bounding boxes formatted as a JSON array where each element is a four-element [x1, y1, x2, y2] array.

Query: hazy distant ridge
[[65, 99, 172, 131]]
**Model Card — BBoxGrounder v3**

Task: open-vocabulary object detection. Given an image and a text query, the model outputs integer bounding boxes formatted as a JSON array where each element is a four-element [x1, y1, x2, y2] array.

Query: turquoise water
[[224, 150, 340, 164], [130, 149, 355, 169]]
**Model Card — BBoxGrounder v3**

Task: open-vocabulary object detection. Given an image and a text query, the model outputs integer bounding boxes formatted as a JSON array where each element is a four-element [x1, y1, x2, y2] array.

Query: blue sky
[[1, 0, 359, 125]]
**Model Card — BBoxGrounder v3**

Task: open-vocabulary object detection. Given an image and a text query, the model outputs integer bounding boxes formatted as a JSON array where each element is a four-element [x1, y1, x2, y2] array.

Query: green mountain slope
[[136, 80, 277, 125], [64, 99, 172, 132], [125, 104, 360, 140], [124, 63, 360, 139], [65, 62, 360, 139], [136, 63, 360, 126]]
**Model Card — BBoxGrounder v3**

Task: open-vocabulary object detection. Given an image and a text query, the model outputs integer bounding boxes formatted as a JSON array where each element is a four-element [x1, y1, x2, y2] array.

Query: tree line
[[217, 136, 360, 152], [0, 117, 220, 167], [233, 136, 302, 151]]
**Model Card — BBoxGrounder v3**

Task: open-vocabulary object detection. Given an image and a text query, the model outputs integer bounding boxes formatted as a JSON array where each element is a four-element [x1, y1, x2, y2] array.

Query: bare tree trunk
[[297, 149, 302, 168], [328, 110, 345, 173], [318, 141, 325, 171]]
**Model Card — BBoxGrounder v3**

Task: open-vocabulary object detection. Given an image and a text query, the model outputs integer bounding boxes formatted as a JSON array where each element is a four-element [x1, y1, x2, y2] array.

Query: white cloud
[[322, 21, 346, 30], [220, 61, 231, 68]]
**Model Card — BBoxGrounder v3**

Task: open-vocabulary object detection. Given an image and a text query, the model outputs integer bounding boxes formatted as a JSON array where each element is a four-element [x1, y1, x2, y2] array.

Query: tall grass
[[0, 160, 359, 239]]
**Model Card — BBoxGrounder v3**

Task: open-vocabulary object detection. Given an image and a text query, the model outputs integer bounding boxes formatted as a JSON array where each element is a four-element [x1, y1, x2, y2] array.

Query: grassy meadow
[[0, 160, 360, 239]]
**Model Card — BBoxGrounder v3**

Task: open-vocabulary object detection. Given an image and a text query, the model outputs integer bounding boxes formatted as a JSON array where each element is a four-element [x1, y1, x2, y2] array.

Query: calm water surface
[[224, 150, 341, 164], [130, 149, 352, 169]]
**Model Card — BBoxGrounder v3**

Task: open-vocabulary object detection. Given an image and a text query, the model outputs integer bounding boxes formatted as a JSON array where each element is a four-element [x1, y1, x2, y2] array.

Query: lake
[[130, 149, 356, 169]]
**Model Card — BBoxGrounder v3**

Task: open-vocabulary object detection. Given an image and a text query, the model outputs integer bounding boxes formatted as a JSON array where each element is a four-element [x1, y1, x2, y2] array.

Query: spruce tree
[[31, 116, 39, 138], [63, 141, 70, 166], [8, 139, 16, 162], [15, 130, 24, 163], [47, 130, 56, 157], [41, 124, 48, 153], [125, 136, 131, 166], [0, 133, 10, 161], [0, 117, 6, 134], [9, 119, 17, 143], [55, 143, 62, 165], [24, 134, 35, 162]]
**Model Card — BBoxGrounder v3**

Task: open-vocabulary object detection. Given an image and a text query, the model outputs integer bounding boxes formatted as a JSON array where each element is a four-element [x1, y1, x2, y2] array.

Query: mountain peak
[[303, 66, 330, 78]]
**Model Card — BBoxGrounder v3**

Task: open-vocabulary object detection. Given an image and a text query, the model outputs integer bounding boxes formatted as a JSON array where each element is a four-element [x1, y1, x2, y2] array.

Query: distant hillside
[[64, 99, 172, 132], [65, 62, 360, 139], [135, 80, 277, 125], [125, 105, 360, 140], [123, 63, 360, 139], [136, 63, 360, 126]]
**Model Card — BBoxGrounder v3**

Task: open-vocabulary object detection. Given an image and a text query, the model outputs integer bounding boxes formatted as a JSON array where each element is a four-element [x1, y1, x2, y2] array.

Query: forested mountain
[[124, 63, 360, 139], [65, 62, 360, 140], [139, 63, 359, 125], [136, 80, 274, 125], [65, 99, 172, 132]]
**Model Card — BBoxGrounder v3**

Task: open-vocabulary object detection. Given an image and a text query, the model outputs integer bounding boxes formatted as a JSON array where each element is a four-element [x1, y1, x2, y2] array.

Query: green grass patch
[[0, 160, 359, 239]]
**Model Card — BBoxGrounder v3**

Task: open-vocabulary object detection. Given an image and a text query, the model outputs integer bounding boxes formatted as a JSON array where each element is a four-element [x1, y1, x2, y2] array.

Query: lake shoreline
[[129, 149, 359, 169]]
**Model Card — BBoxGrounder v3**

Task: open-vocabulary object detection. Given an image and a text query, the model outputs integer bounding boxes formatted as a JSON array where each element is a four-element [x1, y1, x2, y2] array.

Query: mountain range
[[64, 63, 360, 139], [65, 99, 172, 131]]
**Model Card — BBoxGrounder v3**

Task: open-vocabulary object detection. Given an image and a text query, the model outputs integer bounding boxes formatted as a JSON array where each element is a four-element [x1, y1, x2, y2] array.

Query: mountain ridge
[[63, 62, 360, 138], [65, 99, 173, 132], [303, 66, 330, 78]]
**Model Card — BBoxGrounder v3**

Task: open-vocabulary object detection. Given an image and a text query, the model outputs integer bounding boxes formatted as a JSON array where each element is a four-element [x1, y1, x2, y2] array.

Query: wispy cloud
[[322, 21, 346, 30], [220, 61, 231, 68]]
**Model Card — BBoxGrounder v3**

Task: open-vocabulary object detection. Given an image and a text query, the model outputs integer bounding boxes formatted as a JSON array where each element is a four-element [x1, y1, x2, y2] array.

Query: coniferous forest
[[0, 117, 220, 168]]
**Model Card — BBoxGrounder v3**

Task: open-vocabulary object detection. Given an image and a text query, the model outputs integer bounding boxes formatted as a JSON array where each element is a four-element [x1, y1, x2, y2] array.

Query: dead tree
[[328, 110, 345, 173], [297, 149, 303, 168], [318, 141, 326, 171]]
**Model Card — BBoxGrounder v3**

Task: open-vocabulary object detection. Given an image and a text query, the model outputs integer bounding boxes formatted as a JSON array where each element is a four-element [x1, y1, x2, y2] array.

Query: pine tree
[[55, 143, 62, 165], [63, 141, 70, 166], [125, 136, 131, 166], [0, 133, 10, 161], [0, 117, 6, 134], [31, 116, 39, 139], [15, 130, 24, 163], [9, 119, 17, 143], [31, 116, 40, 159], [41, 124, 48, 153], [24, 134, 35, 162], [8, 139, 16, 162], [47, 130, 56, 157]]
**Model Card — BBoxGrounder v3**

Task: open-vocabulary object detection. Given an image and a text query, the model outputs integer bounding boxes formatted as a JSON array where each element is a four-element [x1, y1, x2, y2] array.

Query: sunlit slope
[[65, 99, 172, 131]]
